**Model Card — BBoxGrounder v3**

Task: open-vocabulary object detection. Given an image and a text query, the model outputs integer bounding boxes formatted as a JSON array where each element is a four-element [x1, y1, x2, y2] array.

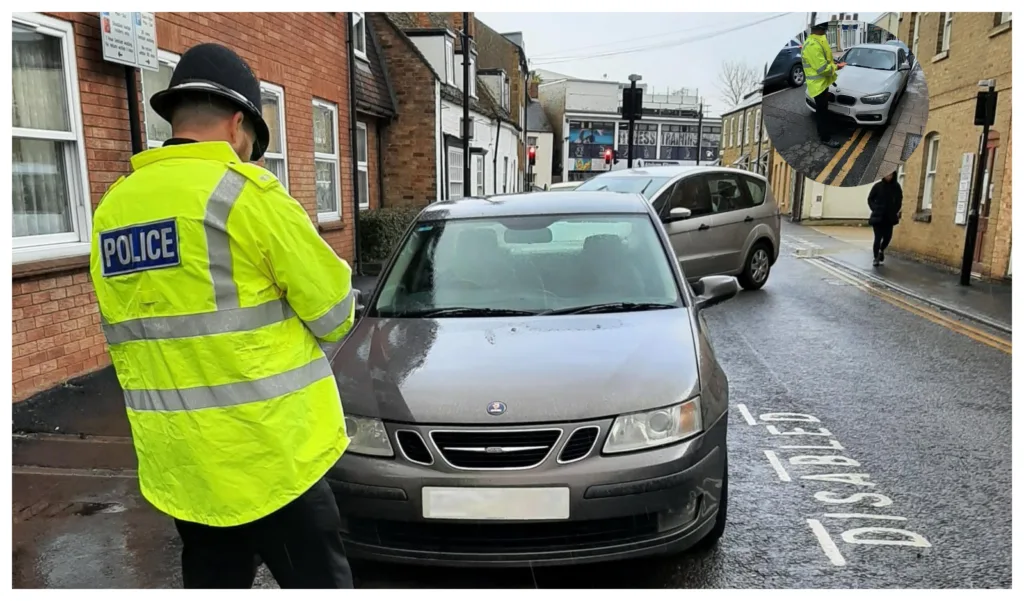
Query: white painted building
[[526, 97, 554, 190], [439, 96, 520, 197], [538, 74, 721, 184]]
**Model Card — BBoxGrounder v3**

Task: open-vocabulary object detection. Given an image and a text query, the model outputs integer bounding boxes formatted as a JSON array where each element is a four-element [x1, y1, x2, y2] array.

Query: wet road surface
[[12, 233, 1011, 588], [764, 65, 928, 186]]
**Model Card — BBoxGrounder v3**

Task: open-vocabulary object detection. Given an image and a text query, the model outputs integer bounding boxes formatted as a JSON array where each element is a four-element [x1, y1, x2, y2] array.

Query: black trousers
[[174, 477, 353, 589], [872, 223, 894, 257], [813, 89, 832, 141]]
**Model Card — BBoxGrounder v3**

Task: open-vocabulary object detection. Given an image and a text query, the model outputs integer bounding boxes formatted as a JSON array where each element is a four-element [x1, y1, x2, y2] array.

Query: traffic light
[[528, 146, 537, 167], [603, 148, 613, 165]]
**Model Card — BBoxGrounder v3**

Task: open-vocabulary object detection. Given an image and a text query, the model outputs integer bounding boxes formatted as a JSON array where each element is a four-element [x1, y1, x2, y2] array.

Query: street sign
[[954, 152, 974, 225], [100, 12, 159, 72]]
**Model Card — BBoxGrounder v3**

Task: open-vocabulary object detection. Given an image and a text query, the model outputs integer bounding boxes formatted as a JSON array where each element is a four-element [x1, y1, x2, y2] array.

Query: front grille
[[346, 514, 660, 553], [430, 429, 561, 469], [396, 430, 432, 465], [558, 426, 599, 463], [825, 92, 837, 103], [837, 94, 856, 106]]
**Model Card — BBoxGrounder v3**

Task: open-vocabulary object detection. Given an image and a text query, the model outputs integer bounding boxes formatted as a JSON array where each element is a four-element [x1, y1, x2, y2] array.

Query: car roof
[[417, 191, 651, 220], [589, 165, 768, 181], [851, 43, 899, 52]]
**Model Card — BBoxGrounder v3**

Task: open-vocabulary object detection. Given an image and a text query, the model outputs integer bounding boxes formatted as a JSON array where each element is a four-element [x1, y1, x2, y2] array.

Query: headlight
[[603, 397, 702, 454], [860, 92, 891, 104], [344, 415, 394, 457]]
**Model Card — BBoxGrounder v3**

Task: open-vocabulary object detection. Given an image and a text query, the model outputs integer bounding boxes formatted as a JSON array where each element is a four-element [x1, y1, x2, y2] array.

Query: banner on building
[[616, 123, 658, 160], [568, 121, 615, 160]]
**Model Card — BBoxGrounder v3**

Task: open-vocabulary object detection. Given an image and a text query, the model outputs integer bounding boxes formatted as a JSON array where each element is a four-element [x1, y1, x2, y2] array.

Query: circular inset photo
[[762, 16, 929, 187]]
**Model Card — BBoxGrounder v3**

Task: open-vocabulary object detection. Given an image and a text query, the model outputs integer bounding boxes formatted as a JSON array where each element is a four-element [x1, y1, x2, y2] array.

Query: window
[[503, 157, 509, 193], [448, 146, 465, 200], [356, 122, 369, 209], [528, 135, 538, 146], [666, 176, 714, 218], [911, 13, 921, 56], [260, 82, 288, 188], [937, 13, 953, 53], [502, 77, 510, 111], [467, 52, 477, 98], [475, 154, 485, 196], [141, 51, 180, 148], [445, 38, 455, 85], [921, 134, 940, 210], [742, 175, 767, 206], [313, 99, 341, 221], [352, 12, 367, 60], [705, 173, 750, 213], [371, 214, 681, 317], [743, 111, 751, 146], [996, 13, 1012, 26], [754, 108, 761, 141], [12, 13, 91, 262]]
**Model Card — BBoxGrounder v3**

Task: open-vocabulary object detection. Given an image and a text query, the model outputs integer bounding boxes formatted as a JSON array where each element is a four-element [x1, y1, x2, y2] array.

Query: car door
[[698, 172, 753, 274], [657, 176, 718, 280], [897, 48, 910, 92]]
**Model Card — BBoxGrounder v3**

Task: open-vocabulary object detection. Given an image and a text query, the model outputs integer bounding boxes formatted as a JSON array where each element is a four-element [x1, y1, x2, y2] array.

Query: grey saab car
[[575, 166, 781, 290], [327, 192, 739, 567]]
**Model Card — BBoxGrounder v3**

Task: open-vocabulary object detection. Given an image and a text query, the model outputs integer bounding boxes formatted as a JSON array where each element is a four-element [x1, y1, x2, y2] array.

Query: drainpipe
[[346, 12, 361, 275]]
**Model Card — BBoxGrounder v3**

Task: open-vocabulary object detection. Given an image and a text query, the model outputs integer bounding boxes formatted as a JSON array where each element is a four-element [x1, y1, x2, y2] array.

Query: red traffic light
[[603, 149, 613, 162], [528, 146, 537, 158]]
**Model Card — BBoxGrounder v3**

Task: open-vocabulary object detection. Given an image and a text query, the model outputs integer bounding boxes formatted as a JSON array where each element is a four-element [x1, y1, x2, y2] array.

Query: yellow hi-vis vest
[[90, 141, 355, 527], [802, 34, 838, 98]]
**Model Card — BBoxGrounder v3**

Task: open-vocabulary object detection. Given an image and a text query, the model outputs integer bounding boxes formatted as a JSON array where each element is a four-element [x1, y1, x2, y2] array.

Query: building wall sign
[[617, 123, 658, 160], [568, 121, 615, 160]]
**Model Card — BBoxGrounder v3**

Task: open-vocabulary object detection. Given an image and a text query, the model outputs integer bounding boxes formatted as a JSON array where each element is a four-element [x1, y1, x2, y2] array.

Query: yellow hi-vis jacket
[[802, 33, 838, 98], [90, 141, 355, 527]]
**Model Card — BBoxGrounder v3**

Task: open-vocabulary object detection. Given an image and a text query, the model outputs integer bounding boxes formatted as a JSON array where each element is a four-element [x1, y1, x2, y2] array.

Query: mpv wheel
[[739, 242, 772, 290], [789, 64, 804, 87]]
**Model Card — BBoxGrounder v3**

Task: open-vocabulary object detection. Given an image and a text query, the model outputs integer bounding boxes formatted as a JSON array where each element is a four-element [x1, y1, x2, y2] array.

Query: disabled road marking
[[763, 450, 792, 482], [736, 403, 758, 425]]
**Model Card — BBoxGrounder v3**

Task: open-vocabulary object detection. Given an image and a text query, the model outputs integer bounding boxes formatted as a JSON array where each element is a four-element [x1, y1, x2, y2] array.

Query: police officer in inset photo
[[802, 19, 846, 149], [90, 43, 356, 589]]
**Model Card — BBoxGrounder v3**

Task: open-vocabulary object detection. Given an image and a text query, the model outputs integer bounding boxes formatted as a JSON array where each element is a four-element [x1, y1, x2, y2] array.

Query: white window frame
[[356, 121, 369, 209], [743, 112, 750, 146], [469, 51, 477, 98], [260, 81, 288, 189], [754, 108, 761, 142], [12, 12, 93, 263], [313, 99, 342, 222], [502, 77, 510, 111], [475, 154, 485, 196], [997, 12, 1012, 25], [445, 38, 455, 85], [921, 134, 940, 211], [448, 146, 465, 200], [352, 12, 367, 61], [938, 12, 953, 53], [912, 13, 921, 56], [141, 50, 181, 149]]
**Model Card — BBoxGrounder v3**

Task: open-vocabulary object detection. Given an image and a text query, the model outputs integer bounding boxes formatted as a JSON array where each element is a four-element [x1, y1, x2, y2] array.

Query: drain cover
[[901, 134, 922, 162]]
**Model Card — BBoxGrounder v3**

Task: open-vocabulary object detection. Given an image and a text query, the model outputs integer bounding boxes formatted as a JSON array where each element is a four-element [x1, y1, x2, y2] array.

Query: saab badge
[[486, 401, 507, 416]]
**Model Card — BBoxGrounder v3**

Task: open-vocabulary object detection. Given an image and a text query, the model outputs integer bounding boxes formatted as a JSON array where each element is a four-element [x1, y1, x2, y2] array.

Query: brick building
[[892, 12, 1012, 279], [719, 92, 771, 176], [11, 11, 359, 401]]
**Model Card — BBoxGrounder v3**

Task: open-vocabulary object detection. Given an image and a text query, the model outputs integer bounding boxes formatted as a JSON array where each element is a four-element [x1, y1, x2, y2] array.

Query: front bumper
[[327, 412, 727, 567], [805, 92, 894, 125]]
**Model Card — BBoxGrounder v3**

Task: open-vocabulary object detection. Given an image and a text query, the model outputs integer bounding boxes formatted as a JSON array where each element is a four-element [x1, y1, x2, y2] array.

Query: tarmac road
[[764, 65, 928, 186], [12, 234, 1012, 588]]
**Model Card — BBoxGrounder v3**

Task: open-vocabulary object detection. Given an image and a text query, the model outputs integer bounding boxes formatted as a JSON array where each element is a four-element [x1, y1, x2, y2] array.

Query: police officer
[[802, 20, 845, 148], [89, 43, 356, 589]]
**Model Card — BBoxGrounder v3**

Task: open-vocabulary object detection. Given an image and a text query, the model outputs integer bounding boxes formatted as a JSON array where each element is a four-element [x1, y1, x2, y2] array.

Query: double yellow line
[[806, 257, 1012, 354], [820, 128, 873, 185]]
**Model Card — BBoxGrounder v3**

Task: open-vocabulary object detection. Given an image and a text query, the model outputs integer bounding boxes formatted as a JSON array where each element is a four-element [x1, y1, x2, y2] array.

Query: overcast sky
[[477, 12, 882, 117]]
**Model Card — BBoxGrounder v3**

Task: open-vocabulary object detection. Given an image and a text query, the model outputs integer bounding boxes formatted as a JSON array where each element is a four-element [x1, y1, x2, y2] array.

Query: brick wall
[[372, 13, 438, 207], [720, 103, 769, 173], [892, 12, 1012, 278], [12, 12, 356, 402]]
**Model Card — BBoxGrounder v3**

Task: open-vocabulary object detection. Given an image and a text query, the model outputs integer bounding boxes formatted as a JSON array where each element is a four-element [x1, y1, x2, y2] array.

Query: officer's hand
[[836, 62, 846, 69]]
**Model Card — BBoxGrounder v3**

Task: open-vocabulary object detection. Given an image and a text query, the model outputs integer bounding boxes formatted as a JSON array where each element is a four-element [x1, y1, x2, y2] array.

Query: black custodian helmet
[[149, 43, 270, 162]]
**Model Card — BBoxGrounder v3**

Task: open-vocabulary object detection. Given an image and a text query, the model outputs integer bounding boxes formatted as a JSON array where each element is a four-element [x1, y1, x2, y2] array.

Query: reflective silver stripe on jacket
[[204, 170, 248, 309], [102, 299, 295, 345], [124, 356, 334, 412], [303, 291, 356, 337]]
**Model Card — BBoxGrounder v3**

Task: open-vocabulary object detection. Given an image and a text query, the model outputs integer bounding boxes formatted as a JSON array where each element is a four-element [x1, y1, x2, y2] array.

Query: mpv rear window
[[743, 176, 766, 207]]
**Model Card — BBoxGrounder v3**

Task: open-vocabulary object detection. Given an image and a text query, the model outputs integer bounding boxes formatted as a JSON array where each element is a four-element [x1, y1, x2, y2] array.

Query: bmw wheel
[[739, 242, 772, 290]]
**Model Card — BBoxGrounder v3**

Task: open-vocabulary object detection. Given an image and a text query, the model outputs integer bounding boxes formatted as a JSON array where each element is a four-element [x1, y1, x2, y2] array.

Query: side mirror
[[899, 61, 911, 71], [693, 275, 740, 311], [663, 207, 692, 223], [353, 289, 365, 319]]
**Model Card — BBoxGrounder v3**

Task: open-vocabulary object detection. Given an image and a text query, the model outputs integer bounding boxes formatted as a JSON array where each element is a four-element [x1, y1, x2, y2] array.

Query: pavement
[[763, 64, 928, 186], [12, 233, 1012, 588]]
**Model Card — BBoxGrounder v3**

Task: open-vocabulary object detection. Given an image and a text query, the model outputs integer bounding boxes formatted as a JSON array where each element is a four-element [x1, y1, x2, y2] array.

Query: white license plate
[[830, 104, 851, 115], [422, 487, 570, 520]]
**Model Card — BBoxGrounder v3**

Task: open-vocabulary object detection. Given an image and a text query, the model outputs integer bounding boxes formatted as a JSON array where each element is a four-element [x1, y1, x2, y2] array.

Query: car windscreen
[[574, 176, 672, 199], [843, 48, 897, 71], [372, 214, 683, 317]]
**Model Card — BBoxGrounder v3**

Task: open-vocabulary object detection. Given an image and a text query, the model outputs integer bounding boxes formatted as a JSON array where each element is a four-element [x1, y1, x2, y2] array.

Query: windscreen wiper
[[539, 302, 677, 316], [401, 307, 538, 318]]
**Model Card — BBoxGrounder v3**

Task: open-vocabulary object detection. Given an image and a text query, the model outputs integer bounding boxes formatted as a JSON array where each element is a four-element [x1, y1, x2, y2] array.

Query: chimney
[[451, 12, 475, 38], [529, 78, 539, 99], [414, 13, 432, 28]]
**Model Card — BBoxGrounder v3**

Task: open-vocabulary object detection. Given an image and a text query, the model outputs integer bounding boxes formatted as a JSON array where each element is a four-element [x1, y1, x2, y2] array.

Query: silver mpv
[[575, 166, 782, 290], [327, 192, 738, 567]]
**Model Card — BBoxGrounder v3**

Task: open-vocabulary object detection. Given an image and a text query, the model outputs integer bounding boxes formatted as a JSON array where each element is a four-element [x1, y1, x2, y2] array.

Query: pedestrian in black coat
[[867, 172, 902, 266]]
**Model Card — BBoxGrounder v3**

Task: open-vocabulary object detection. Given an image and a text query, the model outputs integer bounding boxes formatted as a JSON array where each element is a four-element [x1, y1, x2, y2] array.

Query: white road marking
[[808, 519, 848, 566], [823, 513, 907, 521], [736, 403, 758, 425], [764, 450, 792, 482]]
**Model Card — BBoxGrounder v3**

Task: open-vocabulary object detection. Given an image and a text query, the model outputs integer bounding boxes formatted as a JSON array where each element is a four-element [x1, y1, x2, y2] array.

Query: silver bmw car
[[327, 191, 738, 567]]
